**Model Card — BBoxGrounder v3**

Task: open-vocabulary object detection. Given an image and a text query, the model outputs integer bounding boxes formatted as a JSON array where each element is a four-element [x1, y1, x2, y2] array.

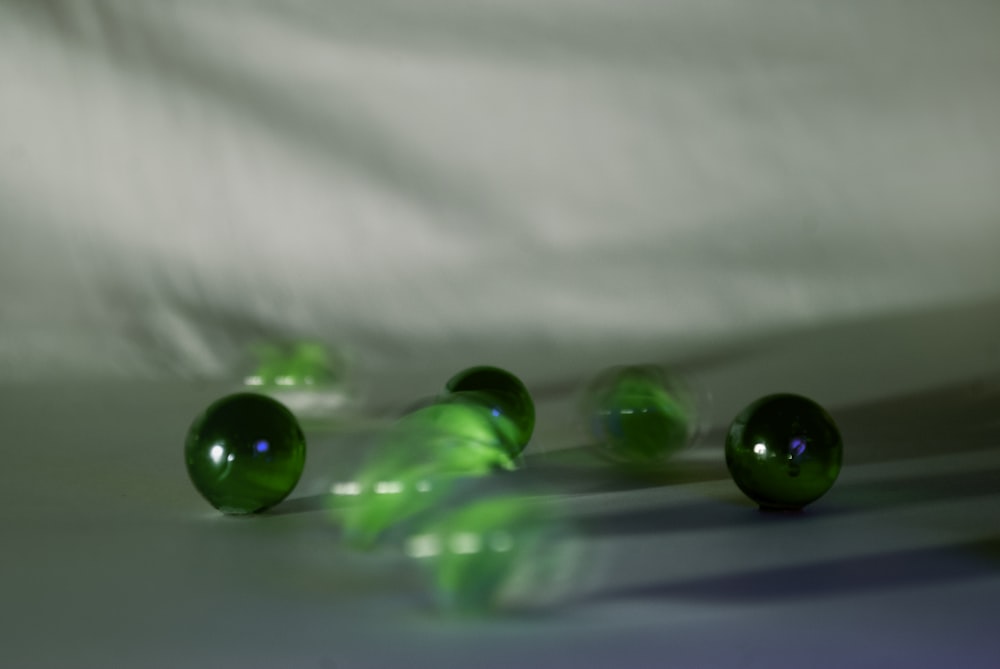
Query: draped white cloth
[[2, 0, 999, 403]]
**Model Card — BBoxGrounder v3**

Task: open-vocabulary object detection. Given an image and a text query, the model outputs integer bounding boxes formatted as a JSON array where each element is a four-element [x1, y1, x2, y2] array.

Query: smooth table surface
[[3, 372, 1000, 668]]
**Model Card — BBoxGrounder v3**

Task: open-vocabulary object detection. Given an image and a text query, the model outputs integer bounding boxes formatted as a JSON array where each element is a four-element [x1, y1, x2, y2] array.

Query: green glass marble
[[185, 393, 306, 514], [244, 341, 344, 388], [336, 402, 517, 548], [583, 365, 693, 467], [444, 366, 535, 456], [405, 493, 570, 614], [725, 393, 842, 511]]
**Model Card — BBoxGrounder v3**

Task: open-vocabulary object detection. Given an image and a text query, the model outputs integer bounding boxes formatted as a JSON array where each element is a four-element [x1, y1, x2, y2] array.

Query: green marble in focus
[[584, 365, 692, 467], [444, 366, 535, 455], [725, 393, 842, 511], [185, 393, 306, 514], [336, 402, 517, 548]]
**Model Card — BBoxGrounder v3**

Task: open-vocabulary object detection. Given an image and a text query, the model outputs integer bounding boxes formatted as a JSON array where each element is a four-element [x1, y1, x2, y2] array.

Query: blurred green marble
[[405, 493, 575, 615], [583, 364, 694, 467], [335, 402, 518, 549], [245, 341, 345, 389]]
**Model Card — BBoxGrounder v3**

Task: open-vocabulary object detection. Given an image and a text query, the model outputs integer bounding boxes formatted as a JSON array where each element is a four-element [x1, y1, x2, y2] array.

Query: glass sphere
[[444, 366, 535, 456], [244, 341, 346, 389], [583, 365, 695, 467], [404, 490, 579, 615], [335, 402, 517, 549], [242, 341, 356, 420], [185, 393, 306, 514], [725, 393, 842, 511]]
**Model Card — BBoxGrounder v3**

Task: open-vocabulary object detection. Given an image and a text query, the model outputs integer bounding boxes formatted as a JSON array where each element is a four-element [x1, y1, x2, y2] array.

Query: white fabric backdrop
[[2, 0, 999, 398]]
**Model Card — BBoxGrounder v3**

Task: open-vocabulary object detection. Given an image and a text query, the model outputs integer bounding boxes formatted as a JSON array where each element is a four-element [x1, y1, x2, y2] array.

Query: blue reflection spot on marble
[[255, 440, 270, 454]]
